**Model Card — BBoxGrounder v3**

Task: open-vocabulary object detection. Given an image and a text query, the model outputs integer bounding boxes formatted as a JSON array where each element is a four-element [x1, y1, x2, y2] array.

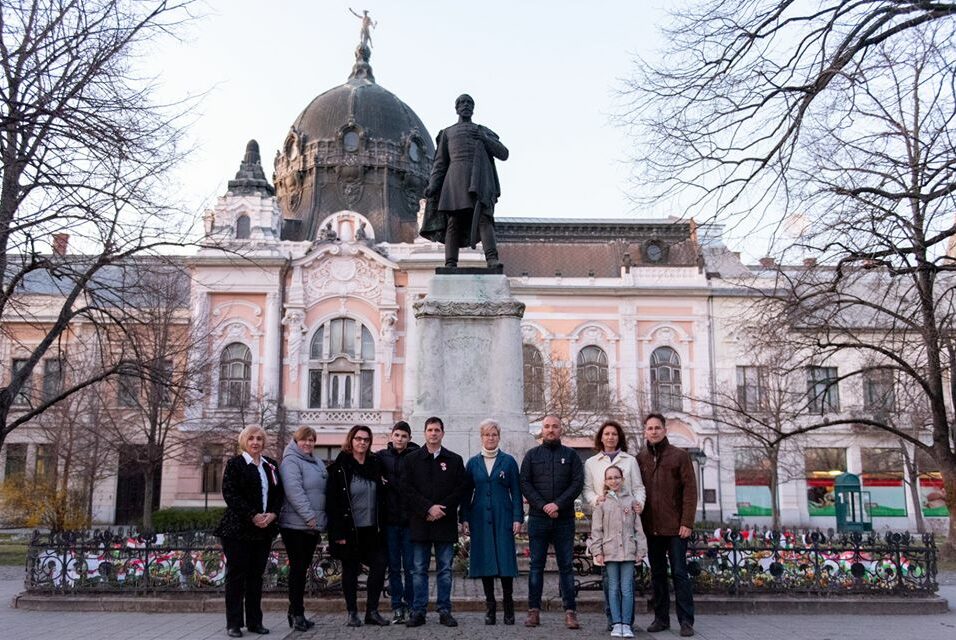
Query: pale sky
[[152, 1, 723, 244]]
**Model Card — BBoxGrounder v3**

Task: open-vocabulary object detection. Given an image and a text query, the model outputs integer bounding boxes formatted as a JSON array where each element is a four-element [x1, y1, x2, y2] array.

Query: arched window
[[523, 344, 545, 412], [235, 215, 251, 239], [650, 346, 682, 413], [576, 345, 609, 410], [218, 342, 251, 408], [308, 318, 375, 409]]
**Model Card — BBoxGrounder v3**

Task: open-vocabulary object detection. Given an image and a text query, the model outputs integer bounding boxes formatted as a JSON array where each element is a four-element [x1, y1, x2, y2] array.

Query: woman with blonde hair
[[461, 419, 523, 625], [214, 426, 283, 638]]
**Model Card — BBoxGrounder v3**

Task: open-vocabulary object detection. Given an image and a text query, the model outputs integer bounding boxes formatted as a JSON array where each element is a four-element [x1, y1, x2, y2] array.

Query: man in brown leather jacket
[[637, 413, 697, 637]]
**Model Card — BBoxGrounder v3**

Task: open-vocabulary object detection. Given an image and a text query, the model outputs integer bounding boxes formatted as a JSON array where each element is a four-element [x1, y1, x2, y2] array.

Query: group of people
[[213, 413, 698, 638]]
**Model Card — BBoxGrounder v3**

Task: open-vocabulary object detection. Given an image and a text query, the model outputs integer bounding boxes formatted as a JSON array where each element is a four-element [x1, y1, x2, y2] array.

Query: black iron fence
[[26, 529, 344, 595], [573, 528, 939, 596], [26, 527, 938, 596]]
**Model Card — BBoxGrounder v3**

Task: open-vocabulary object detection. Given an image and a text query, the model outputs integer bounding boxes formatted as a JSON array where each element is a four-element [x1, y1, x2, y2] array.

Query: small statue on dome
[[349, 8, 376, 49]]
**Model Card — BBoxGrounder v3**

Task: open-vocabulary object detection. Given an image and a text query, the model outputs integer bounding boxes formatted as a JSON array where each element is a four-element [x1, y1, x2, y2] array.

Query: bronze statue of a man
[[421, 94, 509, 268]]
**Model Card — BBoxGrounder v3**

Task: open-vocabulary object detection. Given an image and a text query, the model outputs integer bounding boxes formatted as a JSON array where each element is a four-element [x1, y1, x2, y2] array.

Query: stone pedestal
[[410, 274, 533, 459]]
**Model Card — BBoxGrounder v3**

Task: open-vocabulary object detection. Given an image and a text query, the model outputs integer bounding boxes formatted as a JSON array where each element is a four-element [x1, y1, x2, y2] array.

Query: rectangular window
[[861, 448, 906, 517], [308, 369, 322, 408], [313, 446, 338, 463], [359, 369, 374, 408], [157, 359, 174, 406], [3, 443, 27, 480], [734, 448, 774, 516], [328, 373, 354, 408], [42, 359, 64, 402], [862, 368, 896, 413], [736, 366, 767, 411], [806, 366, 839, 413], [329, 318, 356, 357], [34, 444, 57, 485], [201, 445, 224, 494], [118, 369, 139, 407], [11, 359, 31, 406], [804, 447, 846, 516]]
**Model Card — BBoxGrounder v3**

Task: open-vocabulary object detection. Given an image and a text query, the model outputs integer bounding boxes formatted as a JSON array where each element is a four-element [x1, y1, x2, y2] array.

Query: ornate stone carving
[[380, 311, 398, 381], [413, 300, 526, 319], [211, 300, 263, 329], [282, 309, 306, 382], [302, 256, 385, 302]]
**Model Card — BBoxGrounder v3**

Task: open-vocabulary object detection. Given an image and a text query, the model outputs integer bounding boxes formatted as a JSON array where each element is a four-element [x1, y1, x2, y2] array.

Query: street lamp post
[[202, 452, 213, 511]]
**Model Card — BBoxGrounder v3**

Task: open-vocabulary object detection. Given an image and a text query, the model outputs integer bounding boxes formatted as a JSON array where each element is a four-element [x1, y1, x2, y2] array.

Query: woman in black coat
[[326, 425, 388, 627], [214, 426, 283, 638]]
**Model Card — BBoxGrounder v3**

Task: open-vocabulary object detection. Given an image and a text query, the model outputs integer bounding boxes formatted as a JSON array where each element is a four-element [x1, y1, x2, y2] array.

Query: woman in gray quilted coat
[[279, 426, 328, 631]]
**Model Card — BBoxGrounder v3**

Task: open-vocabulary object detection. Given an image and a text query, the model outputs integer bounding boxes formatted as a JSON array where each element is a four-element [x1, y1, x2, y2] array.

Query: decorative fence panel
[[26, 530, 343, 595], [573, 528, 938, 596], [27, 527, 937, 596]]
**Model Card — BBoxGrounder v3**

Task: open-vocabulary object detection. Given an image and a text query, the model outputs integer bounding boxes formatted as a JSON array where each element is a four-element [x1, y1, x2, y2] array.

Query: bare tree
[[30, 368, 117, 524], [621, 1, 955, 226], [92, 264, 218, 529], [525, 353, 644, 441], [629, 3, 956, 555], [693, 339, 811, 529], [0, 0, 196, 451]]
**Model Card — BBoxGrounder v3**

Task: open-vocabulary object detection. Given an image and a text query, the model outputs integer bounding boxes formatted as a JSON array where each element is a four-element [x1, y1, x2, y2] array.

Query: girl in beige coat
[[589, 466, 647, 638]]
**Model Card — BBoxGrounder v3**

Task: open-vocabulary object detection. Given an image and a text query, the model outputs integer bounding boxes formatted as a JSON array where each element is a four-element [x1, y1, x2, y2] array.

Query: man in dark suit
[[403, 416, 466, 628], [421, 94, 509, 268]]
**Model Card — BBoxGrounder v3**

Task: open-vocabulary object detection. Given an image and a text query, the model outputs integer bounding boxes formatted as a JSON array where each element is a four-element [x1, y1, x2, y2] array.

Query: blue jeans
[[527, 515, 576, 611], [411, 541, 455, 615], [385, 526, 414, 610], [647, 535, 694, 626], [605, 561, 635, 625]]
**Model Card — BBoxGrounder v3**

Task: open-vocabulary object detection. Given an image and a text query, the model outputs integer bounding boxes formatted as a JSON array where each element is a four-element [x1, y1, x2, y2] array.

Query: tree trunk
[[768, 447, 781, 530], [141, 465, 154, 531], [900, 442, 925, 534]]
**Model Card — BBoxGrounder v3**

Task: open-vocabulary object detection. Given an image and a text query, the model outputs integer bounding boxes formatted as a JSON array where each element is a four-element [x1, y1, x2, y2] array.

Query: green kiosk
[[834, 473, 873, 533]]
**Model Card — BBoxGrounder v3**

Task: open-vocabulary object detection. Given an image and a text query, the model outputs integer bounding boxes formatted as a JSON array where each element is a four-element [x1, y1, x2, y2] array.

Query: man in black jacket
[[519, 415, 584, 629], [404, 416, 466, 628], [375, 421, 420, 624]]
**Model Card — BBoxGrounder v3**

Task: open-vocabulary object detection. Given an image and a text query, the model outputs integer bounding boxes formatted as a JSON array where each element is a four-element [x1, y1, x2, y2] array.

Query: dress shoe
[[390, 608, 407, 625], [502, 598, 515, 625], [525, 608, 540, 627], [246, 626, 269, 635], [680, 623, 696, 637], [365, 611, 389, 626], [438, 611, 458, 627], [346, 611, 363, 627], [565, 610, 581, 630], [226, 629, 242, 638], [647, 619, 670, 632], [289, 615, 311, 632], [484, 600, 497, 625], [406, 612, 426, 627]]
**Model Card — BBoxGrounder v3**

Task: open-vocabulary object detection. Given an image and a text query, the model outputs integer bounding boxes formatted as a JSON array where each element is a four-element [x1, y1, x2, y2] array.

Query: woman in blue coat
[[461, 419, 524, 625]]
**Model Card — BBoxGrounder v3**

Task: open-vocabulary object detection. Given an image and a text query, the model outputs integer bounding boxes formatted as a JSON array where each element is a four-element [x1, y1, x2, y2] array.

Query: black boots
[[485, 600, 497, 625], [503, 597, 515, 625]]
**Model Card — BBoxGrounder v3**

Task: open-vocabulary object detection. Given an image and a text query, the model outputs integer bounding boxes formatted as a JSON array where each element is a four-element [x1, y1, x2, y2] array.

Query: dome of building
[[274, 42, 434, 244]]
